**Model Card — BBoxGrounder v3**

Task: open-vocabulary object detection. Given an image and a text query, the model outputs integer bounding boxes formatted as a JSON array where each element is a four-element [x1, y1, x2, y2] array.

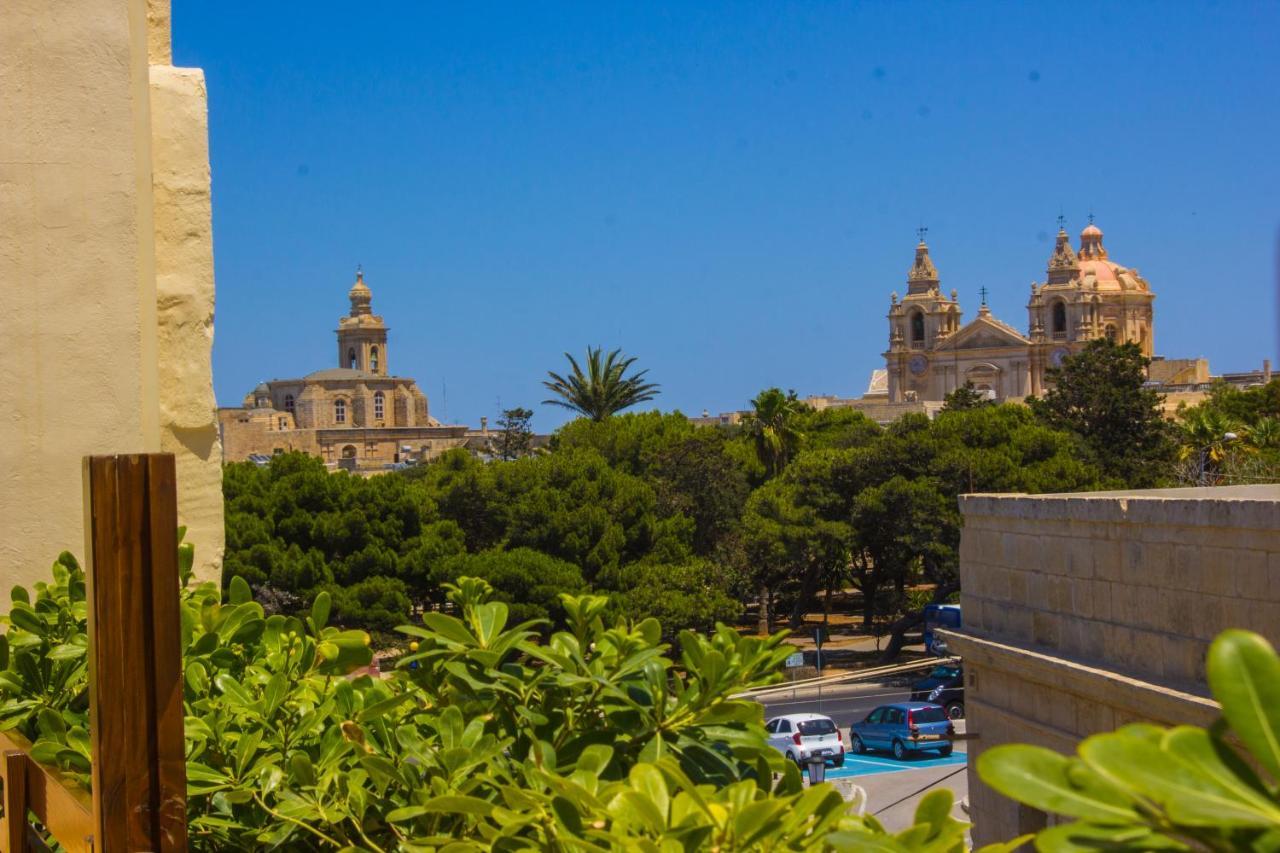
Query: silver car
[[764, 713, 846, 767]]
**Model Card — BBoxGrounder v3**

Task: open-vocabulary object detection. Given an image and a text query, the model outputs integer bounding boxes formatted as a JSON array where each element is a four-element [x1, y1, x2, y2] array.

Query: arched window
[[370, 346, 380, 373], [284, 394, 295, 414], [334, 398, 347, 424], [1105, 324, 1118, 344], [347, 348, 357, 369], [1052, 301, 1067, 336], [910, 311, 925, 345], [374, 391, 385, 421], [342, 444, 357, 459]]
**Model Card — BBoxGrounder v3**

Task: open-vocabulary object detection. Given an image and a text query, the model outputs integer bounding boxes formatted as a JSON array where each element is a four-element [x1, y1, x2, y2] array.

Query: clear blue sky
[[177, 2, 1280, 429]]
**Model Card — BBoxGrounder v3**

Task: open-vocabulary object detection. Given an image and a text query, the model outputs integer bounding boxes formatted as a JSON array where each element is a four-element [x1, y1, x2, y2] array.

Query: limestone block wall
[[0, 0, 222, 586], [151, 62, 224, 579], [950, 485, 1280, 844]]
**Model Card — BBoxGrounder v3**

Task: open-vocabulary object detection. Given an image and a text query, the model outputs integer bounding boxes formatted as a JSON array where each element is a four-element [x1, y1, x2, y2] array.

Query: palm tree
[[741, 388, 806, 635], [1177, 407, 1243, 484], [742, 388, 805, 479], [1247, 417, 1280, 451], [542, 346, 660, 422]]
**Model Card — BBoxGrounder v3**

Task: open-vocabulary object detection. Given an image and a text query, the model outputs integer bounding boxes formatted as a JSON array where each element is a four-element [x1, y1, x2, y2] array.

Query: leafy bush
[[979, 629, 1280, 851], [0, 543, 978, 850]]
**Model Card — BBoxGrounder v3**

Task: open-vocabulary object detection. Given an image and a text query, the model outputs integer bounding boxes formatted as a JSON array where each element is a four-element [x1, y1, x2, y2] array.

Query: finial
[[1056, 213, 1066, 230], [1087, 210, 1095, 225], [916, 225, 929, 243], [979, 285, 988, 306]]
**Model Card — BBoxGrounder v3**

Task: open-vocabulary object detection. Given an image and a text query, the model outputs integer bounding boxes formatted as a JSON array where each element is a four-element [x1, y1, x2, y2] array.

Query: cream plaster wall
[[950, 485, 1280, 844], [0, 0, 222, 585]]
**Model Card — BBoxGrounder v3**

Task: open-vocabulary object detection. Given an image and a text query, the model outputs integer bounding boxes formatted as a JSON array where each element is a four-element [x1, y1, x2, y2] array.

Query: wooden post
[[83, 455, 187, 852], [2, 751, 28, 852]]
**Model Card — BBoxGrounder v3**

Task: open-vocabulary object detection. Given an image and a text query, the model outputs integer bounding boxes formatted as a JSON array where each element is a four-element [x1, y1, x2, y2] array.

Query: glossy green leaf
[[1207, 630, 1280, 780], [977, 745, 1140, 823]]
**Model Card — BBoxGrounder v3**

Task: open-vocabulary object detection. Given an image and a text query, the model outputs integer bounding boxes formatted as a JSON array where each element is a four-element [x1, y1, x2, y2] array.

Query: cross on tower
[[1088, 211, 1095, 225], [1056, 214, 1066, 230], [979, 286, 989, 306], [916, 225, 928, 242]]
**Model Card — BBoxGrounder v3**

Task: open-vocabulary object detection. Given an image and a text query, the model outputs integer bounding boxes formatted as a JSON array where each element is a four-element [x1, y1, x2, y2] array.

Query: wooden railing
[[0, 455, 188, 852]]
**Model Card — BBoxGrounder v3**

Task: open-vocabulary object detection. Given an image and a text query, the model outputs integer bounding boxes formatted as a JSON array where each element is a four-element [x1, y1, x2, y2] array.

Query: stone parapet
[[954, 485, 1280, 844]]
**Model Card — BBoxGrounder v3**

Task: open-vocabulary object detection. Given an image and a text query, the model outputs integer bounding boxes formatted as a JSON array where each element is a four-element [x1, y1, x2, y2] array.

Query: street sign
[[785, 652, 804, 668]]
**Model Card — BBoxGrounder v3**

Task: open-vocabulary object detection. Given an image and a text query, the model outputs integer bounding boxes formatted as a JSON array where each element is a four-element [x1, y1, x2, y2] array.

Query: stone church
[[219, 271, 476, 468], [884, 220, 1155, 403]]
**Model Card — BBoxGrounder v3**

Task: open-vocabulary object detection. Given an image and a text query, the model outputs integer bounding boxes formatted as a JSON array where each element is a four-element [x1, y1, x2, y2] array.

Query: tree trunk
[[758, 584, 770, 635], [789, 559, 826, 629], [878, 582, 960, 663]]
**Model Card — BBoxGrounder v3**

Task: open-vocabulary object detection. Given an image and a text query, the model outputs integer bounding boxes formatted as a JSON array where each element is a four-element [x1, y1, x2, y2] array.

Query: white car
[[764, 713, 846, 767]]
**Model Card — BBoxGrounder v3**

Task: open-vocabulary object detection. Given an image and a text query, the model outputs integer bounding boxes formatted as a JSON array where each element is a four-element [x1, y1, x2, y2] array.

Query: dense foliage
[[979, 629, 1280, 851], [0, 547, 988, 851], [1028, 339, 1176, 487], [226, 398, 1118, 641], [1173, 379, 1280, 485]]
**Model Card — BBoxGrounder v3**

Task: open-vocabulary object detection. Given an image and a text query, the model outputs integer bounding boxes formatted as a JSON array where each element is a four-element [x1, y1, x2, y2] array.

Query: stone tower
[[336, 269, 389, 375], [885, 239, 962, 401], [1027, 220, 1154, 393]]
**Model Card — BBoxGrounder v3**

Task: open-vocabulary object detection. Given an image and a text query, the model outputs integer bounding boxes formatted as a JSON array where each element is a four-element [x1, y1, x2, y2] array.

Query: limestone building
[[219, 272, 474, 468], [885, 221, 1155, 402], [1, 0, 224, 585]]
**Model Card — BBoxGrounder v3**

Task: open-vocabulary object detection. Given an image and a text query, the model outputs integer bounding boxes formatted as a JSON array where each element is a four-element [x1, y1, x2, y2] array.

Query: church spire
[[907, 233, 940, 294], [1046, 222, 1079, 284]]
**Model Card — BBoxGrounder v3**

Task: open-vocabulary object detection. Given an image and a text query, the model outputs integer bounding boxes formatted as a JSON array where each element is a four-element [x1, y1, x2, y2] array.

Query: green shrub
[[0, 542, 974, 851]]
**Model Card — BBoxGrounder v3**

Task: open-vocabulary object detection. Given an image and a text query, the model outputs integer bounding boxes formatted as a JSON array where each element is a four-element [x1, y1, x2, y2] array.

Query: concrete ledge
[[940, 630, 1219, 729]]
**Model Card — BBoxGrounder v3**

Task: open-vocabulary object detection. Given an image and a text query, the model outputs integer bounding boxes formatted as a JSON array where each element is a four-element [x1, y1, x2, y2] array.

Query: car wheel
[[938, 744, 954, 757], [850, 735, 865, 754], [892, 739, 907, 761], [832, 753, 845, 768], [785, 750, 799, 766], [945, 701, 964, 720]]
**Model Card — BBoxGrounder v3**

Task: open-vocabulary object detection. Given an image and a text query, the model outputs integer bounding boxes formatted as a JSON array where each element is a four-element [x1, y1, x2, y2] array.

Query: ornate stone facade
[[885, 221, 1155, 402], [219, 272, 472, 468]]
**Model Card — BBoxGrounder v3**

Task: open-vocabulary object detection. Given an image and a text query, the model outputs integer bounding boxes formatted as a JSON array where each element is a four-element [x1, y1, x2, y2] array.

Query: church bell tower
[[336, 268, 389, 375]]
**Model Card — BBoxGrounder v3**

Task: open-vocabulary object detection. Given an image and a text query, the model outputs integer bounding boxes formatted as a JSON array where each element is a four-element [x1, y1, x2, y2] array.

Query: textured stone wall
[[0, 0, 222, 586], [950, 485, 1280, 844], [151, 60, 225, 580]]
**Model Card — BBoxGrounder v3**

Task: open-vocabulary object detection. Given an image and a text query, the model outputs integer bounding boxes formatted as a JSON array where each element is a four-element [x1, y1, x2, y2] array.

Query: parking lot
[[760, 678, 970, 831]]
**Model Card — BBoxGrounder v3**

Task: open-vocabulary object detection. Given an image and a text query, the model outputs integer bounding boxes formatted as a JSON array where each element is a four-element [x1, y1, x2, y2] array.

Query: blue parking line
[[809, 751, 967, 780]]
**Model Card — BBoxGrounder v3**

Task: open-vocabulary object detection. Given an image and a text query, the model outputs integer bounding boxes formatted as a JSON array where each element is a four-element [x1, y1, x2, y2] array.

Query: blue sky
[[177, 2, 1280, 429]]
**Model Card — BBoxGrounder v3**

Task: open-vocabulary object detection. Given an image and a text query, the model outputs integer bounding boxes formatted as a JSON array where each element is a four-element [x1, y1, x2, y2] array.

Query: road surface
[[758, 677, 914, 725]]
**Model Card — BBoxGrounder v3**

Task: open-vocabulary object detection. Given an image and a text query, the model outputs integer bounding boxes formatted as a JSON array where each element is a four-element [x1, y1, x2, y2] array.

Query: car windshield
[[928, 666, 959, 679], [911, 707, 947, 724], [797, 719, 837, 736]]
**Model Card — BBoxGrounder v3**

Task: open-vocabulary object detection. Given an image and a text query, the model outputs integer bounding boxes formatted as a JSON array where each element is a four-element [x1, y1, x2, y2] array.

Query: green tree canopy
[[1030, 339, 1175, 486]]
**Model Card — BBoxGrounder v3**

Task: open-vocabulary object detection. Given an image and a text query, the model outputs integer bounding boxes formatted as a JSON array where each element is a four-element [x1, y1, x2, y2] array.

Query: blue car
[[849, 702, 954, 760]]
